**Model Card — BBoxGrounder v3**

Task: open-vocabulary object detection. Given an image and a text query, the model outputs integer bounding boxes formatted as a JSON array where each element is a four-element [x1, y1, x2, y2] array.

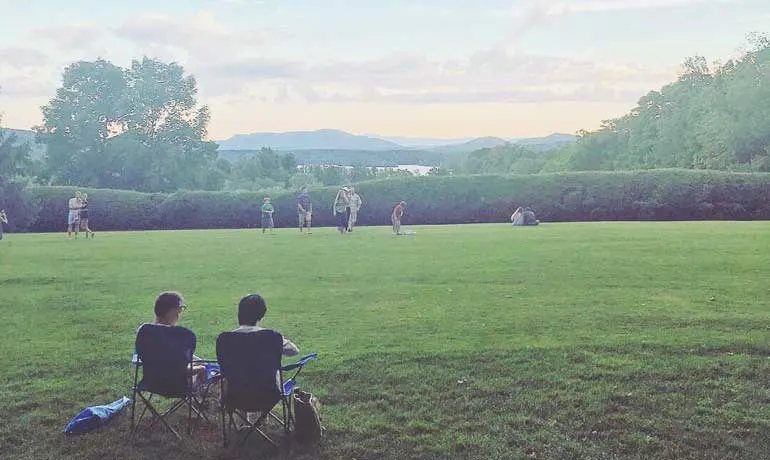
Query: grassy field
[[1, 222, 770, 459]]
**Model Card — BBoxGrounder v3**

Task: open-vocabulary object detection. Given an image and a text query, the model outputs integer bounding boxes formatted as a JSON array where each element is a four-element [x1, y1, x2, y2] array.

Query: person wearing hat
[[333, 187, 350, 234], [261, 197, 275, 234]]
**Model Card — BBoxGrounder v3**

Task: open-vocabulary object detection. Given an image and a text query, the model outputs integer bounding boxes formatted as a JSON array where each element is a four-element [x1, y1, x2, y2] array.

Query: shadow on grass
[[8, 344, 770, 460]]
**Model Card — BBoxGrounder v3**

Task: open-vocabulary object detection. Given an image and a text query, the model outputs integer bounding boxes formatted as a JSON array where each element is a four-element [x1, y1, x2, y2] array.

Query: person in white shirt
[[347, 188, 362, 232], [67, 191, 83, 238], [0, 209, 7, 240]]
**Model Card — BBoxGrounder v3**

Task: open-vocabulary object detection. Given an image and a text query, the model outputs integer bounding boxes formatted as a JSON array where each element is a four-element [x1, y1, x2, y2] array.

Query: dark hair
[[238, 294, 267, 326], [154, 291, 184, 317]]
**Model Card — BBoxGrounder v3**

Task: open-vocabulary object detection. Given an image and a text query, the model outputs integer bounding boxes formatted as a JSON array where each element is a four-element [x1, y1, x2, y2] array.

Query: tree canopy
[[36, 57, 223, 192], [558, 34, 770, 172]]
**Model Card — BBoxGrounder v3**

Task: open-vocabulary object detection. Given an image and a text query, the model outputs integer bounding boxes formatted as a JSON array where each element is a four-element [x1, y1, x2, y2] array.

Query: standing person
[[261, 197, 275, 234], [333, 187, 350, 234], [392, 201, 406, 235], [347, 187, 362, 232], [79, 193, 95, 238], [296, 187, 313, 234], [67, 191, 82, 238], [0, 209, 7, 241]]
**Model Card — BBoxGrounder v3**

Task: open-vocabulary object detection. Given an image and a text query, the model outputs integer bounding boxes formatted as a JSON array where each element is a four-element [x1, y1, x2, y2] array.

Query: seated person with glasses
[[144, 291, 208, 385]]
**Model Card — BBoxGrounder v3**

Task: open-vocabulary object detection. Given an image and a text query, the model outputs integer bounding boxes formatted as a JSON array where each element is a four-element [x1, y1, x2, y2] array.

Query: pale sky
[[0, 0, 767, 140]]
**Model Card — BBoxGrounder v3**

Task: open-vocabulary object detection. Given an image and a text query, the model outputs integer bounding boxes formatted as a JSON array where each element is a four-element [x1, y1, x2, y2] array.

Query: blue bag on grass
[[63, 396, 131, 434]]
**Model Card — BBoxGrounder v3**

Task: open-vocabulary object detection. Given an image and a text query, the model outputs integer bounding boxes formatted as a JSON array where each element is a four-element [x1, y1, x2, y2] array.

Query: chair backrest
[[216, 329, 283, 412], [135, 323, 197, 397]]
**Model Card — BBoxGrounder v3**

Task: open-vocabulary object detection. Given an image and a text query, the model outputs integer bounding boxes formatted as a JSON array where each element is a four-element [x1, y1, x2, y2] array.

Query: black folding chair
[[130, 323, 219, 440], [216, 329, 317, 449]]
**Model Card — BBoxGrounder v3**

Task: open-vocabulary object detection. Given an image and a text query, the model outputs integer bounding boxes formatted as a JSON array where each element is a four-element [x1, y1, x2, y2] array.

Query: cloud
[[114, 11, 271, 62], [0, 47, 49, 69], [32, 24, 103, 51], [201, 48, 672, 105], [0, 71, 56, 98]]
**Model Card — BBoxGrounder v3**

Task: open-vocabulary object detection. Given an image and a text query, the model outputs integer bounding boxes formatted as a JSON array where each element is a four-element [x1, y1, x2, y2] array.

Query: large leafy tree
[[36, 57, 223, 192], [555, 33, 770, 173]]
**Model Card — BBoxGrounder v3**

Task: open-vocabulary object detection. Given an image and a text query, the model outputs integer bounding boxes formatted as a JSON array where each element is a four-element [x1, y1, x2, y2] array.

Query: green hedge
[[23, 170, 770, 232], [29, 186, 166, 232]]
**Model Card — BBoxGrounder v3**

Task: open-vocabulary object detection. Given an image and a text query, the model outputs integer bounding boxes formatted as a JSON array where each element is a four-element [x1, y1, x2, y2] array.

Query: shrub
[[29, 186, 166, 232], [22, 170, 770, 232]]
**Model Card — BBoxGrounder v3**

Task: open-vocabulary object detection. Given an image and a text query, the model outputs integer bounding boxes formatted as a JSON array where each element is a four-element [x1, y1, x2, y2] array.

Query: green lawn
[[2, 222, 770, 459]]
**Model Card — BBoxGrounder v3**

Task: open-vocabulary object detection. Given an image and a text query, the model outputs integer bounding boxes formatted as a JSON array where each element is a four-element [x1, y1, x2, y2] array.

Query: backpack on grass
[[293, 388, 324, 445]]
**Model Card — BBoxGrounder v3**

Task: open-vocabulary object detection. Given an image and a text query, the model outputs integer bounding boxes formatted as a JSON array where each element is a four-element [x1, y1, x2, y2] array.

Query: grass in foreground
[[1, 222, 770, 459]]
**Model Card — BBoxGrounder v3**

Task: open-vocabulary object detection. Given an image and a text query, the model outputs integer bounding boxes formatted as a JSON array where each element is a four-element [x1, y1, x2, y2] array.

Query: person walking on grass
[[297, 187, 313, 234], [78, 193, 95, 238], [392, 201, 406, 235], [261, 197, 275, 234], [347, 187, 362, 232], [0, 209, 7, 241], [67, 190, 83, 238], [333, 187, 350, 234]]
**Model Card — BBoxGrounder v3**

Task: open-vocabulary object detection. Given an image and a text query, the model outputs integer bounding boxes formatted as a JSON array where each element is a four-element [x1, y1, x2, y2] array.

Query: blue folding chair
[[131, 323, 219, 440], [216, 329, 317, 449]]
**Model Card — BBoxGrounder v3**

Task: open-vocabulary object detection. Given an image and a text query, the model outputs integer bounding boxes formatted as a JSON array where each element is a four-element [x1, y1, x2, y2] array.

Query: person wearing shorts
[[296, 187, 313, 234], [67, 191, 82, 238], [392, 201, 406, 235], [261, 197, 275, 234], [0, 209, 7, 240], [79, 193, 95, 238], [347, 188, 362, 232]]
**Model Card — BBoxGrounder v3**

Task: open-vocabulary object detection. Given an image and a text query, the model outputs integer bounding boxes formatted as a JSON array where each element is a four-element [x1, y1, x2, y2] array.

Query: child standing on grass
[[392, 201, 406, 235], [261, 197, 275, 234], [0, 209, 7, 240]]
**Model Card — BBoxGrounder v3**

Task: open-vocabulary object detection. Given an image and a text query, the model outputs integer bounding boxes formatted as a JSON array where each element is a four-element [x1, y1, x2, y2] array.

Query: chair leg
[[222, 409, 228, 447], [139, 396, 183, 440]]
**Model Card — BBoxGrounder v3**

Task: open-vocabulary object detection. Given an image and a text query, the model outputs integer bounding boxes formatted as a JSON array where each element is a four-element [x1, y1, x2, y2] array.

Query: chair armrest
[[192, 359, 219, 365], [281, 353, 317, 371]]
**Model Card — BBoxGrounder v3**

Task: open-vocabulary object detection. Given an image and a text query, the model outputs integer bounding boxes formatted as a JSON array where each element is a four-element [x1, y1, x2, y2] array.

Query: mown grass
[[1, 222, 770, 459]]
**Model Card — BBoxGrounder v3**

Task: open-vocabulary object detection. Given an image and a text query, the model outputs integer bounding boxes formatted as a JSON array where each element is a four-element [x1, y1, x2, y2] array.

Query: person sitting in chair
[[147, 291, 208, 386], [234, 294, 299, 358], [232, 294, 299, 424]]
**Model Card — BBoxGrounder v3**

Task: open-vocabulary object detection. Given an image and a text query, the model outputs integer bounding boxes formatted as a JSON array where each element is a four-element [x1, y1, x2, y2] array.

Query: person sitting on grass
[[512, 206, 539, 226]]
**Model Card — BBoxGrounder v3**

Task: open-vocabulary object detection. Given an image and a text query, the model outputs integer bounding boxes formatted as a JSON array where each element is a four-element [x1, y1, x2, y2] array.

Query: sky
[[0, 0, 767, 140]]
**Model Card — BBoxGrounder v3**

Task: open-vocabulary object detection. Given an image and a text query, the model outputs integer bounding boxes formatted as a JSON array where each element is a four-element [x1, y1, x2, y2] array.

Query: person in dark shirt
[[79, 193, 95, 238]]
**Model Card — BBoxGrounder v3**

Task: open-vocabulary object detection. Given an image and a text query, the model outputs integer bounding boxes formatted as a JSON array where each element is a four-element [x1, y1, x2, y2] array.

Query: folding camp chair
[[216, 329, 317, 449], [130, 323, 219, 440]]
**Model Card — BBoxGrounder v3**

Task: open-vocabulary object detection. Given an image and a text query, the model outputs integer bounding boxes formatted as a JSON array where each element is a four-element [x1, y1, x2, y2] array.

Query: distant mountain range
[[215, 129, 403, 151], [215, 129, 576, 152], [2, 127, 577, 160]]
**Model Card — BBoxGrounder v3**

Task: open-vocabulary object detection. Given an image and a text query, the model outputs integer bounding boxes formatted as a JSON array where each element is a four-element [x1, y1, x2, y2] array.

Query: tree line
[[2, 32, 770, 218]]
